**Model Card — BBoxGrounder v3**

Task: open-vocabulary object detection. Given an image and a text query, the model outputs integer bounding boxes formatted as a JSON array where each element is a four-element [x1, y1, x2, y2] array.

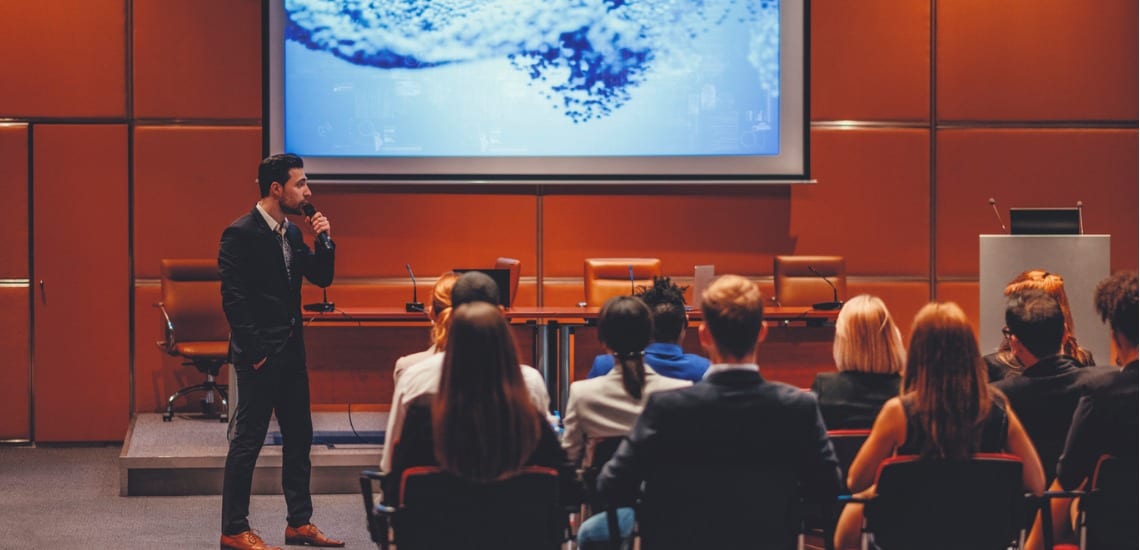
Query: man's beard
[[280, 199, 303, 216]]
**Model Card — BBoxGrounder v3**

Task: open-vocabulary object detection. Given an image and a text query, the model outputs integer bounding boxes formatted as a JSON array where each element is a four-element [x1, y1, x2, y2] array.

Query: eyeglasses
[[1001, 326, 1012, 339]]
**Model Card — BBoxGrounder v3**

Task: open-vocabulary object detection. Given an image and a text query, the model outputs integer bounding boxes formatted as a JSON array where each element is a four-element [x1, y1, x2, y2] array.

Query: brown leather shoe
[[284, 523, 345, 547], [220, 530, 282, 550]]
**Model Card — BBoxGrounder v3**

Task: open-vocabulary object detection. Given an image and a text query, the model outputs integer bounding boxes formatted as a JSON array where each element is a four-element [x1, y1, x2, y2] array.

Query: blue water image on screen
[[283, 0, 780, 158]]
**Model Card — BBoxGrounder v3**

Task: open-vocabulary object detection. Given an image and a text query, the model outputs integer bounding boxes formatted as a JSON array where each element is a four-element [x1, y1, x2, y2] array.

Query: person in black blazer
[[597, 275, 841, 549], [218, 153, 341, 550]]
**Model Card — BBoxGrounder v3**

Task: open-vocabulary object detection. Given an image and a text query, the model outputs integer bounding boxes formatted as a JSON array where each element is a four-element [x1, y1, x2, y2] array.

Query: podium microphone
[[405, 263, 425, 312], [988, 198, 1007, 233], [304, 287, 336, 312], [1076, 200, 1084, 234], [807, 265, 843, 311], [628, 265, 635, 295]]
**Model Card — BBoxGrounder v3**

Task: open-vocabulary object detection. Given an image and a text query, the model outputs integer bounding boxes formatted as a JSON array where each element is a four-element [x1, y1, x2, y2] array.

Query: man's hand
[[307, 210, 331, 239]]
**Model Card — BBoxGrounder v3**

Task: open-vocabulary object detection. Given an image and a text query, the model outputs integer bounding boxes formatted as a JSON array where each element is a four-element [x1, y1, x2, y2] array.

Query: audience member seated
[[586, 276, 710, 383], [834, 302, 1045, 550], [994, 289, 1114, 486], [392, 271, 458, 383], [598, 275, 842, 547], [563, 296, 691, 549], [385, 301, 568, 503], [811, 294, 905, 430], [986, 270, 1096, 381], [1028, 270, 1138, 550], [381, 272, 549, 474]]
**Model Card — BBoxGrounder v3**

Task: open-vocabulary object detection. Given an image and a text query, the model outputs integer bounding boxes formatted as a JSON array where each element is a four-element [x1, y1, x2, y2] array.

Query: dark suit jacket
[[993, 355, 1114, 485], [219, 206, 334, 365], [1057, 360, 1138, 490], [811, 371, 900, 430], [597, 368, 842, 506]]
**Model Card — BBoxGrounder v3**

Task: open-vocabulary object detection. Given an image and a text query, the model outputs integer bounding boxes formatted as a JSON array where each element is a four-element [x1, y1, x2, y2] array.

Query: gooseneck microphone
[[1076, 200, 1084, 235], [628, 265, 635, 295], [807, 265, 843, 311], [405, 263, 425, 313], [988, 198, 1007, 233], [300, 203, 333, 250]]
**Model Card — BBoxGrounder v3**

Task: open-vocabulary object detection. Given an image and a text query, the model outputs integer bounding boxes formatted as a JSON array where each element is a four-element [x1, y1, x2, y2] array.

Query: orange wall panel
[[793, 129, 930, 276], [0, 288, 31, 440], [133, 126, 262, 277], [0, 125, 29, 278], [811, 0, 930, 121], [132, 0, 261, 119], [938, 0, 1138, 121], [0, 1, 125, 118], [936, 129, 1139, 277], [936, 281, 982, 339]]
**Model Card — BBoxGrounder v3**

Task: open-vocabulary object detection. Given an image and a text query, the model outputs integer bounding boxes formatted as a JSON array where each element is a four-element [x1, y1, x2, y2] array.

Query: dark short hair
[[636, 276, 688, 343], [1005, 289, 1064, 359], [1095, 271, 1138, 347], [452, 271, 500, 308], [257, 153, 303, 197]]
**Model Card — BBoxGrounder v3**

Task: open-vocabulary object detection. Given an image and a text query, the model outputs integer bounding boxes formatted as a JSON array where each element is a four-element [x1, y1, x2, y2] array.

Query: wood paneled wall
[[0, 0, 1135, 441]]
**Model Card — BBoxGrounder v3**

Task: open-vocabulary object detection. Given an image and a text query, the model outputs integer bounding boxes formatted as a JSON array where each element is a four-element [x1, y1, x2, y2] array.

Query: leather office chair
[[155, 259, 230, 422], [583, 258, 662, 307], [773, 255, 847, 308], [494, 257, 521, 308]]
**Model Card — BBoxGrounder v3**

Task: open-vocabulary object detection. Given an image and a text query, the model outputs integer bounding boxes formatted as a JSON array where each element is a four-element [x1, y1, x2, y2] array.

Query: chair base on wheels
[[163, 372, 228, 422]]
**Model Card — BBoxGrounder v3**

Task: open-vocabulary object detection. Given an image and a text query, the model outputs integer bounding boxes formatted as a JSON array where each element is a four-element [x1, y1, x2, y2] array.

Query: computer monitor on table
[[452, 268, 512, 308]]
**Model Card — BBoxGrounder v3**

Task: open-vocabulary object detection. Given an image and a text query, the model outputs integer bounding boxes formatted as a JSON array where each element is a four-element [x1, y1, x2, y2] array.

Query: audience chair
[[636, 465, 806, 550], [360, 466, 566, 550], [773, 255, 847, 308], [807, 429, 871, 550], [847, 453, 1031, 550], [494, 257, 522, 308], [584, 258, 662, 307], [1040, 455, 1138, 550], [828, 429, 872, 492], [154, 259, 230, 422], [577, 436, 626, 539]]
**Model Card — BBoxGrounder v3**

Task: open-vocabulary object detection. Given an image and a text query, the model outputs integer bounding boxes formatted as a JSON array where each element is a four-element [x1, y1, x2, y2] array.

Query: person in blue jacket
[[586, 276, 709, 382]]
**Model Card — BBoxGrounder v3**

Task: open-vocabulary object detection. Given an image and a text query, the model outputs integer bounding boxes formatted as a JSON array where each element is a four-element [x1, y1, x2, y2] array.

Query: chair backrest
[[773, 255, 846, 307], [827, 429, 871, 493], [584, 258, 662, 307], [394, 466, 564, 550], [865, 453, 1026, 550], [1082, 454, 1138, 550], [159, 259, 229, 344], [494, 257, 521, 308], [638, 465, 803, 550], [580, 436, 625, 509]]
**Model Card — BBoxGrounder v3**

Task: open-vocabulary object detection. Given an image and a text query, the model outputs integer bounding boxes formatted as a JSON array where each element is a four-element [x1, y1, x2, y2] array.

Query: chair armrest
[[154, 301, 176, 354], [837, 494, 871, 504]]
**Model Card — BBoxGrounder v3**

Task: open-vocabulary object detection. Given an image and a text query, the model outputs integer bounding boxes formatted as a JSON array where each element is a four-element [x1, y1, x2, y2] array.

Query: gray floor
[[0, 445, 378, 549]]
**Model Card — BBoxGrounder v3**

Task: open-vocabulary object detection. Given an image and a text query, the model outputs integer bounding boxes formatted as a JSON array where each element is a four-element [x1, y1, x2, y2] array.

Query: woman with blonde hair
[[811, 294, 906, 429], [833, 302, 1045, 550], [987, 269, 1094, 380], [393, 271, 459, 383]]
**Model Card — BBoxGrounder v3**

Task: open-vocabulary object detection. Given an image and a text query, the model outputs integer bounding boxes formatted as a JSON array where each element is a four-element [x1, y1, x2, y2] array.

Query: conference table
[[302, 306, 839, 411]]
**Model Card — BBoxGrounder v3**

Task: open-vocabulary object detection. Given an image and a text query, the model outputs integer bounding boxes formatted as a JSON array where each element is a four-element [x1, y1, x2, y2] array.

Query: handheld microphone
[[806, 265, 843, 311], [300, 203, 333, 250], [405, 263, 424, 313], [988, 198, 1007, 233], [628, 265, 635, 295], [1076, 200, 1084, 234]]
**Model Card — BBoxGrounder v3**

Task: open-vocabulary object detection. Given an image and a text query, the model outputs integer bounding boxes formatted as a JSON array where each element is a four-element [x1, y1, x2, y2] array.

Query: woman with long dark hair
[[833, 302, 1045, 549]]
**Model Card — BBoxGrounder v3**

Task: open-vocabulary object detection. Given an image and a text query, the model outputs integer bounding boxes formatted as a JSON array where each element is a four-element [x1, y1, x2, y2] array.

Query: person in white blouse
[[392, 272, 458, 384], [563, 295, 690, 548]]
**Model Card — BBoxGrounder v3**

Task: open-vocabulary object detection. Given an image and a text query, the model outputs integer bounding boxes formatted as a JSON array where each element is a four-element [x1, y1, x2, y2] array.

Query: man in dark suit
[[218, 153, 342, 550], [597, 274, 841, 549], [994, 288, 1111, 485]]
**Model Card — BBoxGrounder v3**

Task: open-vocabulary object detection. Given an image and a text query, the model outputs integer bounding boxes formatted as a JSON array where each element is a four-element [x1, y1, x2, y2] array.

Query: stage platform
[[119, 412, 386, 497]]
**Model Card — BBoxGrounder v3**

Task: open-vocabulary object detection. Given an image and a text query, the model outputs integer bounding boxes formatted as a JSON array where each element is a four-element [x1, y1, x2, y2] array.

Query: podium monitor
[[1009, 208, 1081, 235]]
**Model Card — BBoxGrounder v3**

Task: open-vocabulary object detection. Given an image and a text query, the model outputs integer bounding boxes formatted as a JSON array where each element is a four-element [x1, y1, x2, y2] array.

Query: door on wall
[[32, 124, 130, 442], [0, 124, 31, 441]]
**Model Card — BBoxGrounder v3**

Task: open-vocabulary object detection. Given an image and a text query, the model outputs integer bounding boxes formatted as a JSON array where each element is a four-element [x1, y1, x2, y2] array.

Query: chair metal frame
[[1038, 454, 1138, 550]]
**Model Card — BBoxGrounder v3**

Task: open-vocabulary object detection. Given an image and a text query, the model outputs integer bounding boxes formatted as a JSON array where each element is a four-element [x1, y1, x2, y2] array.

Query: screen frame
[[263, 0, 811, 185]]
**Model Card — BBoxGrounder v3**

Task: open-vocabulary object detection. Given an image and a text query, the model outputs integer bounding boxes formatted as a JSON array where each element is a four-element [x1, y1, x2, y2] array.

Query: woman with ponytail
[[393, 272, 459, 383], [563, 295, 691, 549]]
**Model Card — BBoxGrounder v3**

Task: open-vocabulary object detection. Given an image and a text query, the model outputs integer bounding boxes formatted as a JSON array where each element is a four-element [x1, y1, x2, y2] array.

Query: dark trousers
[[221, 338, 314, 535]]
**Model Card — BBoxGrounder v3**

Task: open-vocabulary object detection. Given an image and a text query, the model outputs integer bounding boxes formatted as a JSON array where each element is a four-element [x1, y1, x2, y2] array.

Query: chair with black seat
[[494, 257, 522, 308], [806, 430, 871, 549], [773, 255, 847, 309], [576, 436, 626, 541], [850, 453, 1031, 550], [584, 258, 662, 307], [360, 465, 566, 550], [636, 465, 807, 550], [154, 258, 230, 422], [828, 429, 871, 492], [1040, 454, 1138, 550]]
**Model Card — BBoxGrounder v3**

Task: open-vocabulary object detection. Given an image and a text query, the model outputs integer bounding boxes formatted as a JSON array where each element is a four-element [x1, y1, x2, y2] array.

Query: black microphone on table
[[300, 203, 333, 250], [405, 263, 425, 313], [1076, 200, 1084, 235], [807, 265, 843, 311], [628, 264, 635, 295], [988, 197, 1007, 233]]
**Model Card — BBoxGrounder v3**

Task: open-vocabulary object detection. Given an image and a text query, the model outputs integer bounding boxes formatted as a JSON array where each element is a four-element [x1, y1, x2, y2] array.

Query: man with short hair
[[597, 275, 840, 547], [586, 276, 709, 382], [994, 289, 1110, 484], [380, 271, 549, 473]]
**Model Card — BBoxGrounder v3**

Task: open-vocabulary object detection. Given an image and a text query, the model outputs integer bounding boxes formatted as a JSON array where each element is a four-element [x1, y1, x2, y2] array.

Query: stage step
[[119, 412, 386, 496]]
